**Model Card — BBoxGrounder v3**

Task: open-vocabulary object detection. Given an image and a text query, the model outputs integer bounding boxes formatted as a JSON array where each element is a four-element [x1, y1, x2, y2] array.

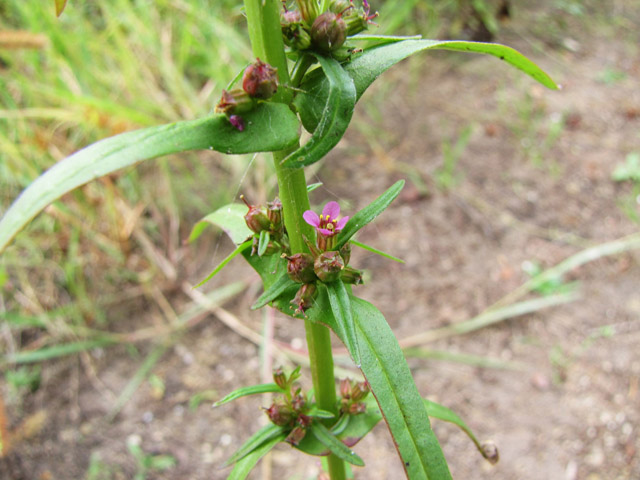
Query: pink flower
[[303, 201, 349, 237]]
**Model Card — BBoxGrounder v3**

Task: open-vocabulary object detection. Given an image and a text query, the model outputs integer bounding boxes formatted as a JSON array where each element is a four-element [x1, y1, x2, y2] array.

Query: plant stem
[[243, 2, 345, 479]]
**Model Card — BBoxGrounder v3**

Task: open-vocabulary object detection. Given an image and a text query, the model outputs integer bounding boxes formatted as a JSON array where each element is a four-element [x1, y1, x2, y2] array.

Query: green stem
[[243, 2, 346, 479]]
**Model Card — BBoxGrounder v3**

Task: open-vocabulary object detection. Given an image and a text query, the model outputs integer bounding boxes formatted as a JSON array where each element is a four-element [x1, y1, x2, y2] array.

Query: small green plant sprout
[[434, 124, 473, 191], [521, 260, 578, 296], [3, 0, 559, 478], [126, 435, 177, 480], [612, 152, 640, 223]]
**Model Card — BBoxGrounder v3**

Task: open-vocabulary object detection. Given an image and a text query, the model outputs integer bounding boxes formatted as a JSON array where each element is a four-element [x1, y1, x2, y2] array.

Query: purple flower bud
[[265, 403, 294, 426], [291, 283, 318, 316], [314, 250, 344, 283], [297, 414, 312, 428], [228, 114, 245, 131], [241, 195, 272, 234], [242, 58, 278, 100], [311, 12, 347, 53], [215, 88, 255, 115], [286, 254, 317, 284]]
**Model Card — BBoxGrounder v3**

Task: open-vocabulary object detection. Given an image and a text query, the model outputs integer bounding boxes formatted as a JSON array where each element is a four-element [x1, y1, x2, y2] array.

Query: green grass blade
[[0, 104, 299, 254], [336, 180, 404, 250], [225, 423, 285, 466], [351, 296, 452, 480], [194, 240, 252, 288], [213, 383, 284, 407], [227, 430, 287, 480], [4, 339, 117, 364], [325, 280, 360, 366], [310, 422, 365, 467], [284, 54, 356, 168]]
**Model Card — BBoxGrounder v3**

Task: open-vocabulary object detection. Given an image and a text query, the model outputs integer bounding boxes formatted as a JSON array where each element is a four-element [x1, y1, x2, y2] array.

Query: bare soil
[[2, 2, 640, 479]]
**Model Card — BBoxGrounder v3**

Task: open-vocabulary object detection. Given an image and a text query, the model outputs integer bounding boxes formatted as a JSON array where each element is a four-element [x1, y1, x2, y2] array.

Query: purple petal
[[303, 210, 320, 227], [336, 216, 349, 231], [318, 228, 335, 236], [322, 201, 340, 220]]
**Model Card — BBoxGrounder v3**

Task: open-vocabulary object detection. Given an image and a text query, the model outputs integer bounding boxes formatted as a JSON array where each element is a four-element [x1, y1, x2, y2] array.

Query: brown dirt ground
[[2, 2, 640, 479]]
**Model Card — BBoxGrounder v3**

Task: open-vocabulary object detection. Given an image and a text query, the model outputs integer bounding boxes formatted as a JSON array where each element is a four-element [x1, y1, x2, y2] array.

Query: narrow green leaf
[[251, 273, 297, 310], [54, 0, 68, 16], [296, 39, 558, 132], [310, 423, 365, 467], [308, 408, 336, 419], [189, 203, 253, 245], [352, 297, 452, 480], [258, 230, 270, 257], [350, 239, 405, 263], [0, 104, 299, 254], [214, 383, 284, 407], [325, 280, 360, 366], [228, 431, 286, 480], [307, 182, 323, 192], [423, 399, 497, 462], [226, 423, 286, 468], [283, 54, 356, 167], [336, 180, 404, 250], [194, 241, 252, 288], [349, 34, 423, 43]]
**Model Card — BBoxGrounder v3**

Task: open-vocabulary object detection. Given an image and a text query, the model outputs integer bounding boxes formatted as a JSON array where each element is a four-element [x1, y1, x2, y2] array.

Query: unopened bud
[[285, 426, 307, 446], [273, 367, 287, 390], [350, 381, 370, 401], [291, 283, 318, 316], [291, 393, 306, 412], [339, 378, 352, 398], [297, 414, 312, 428], [295, 0, 320, 24], [348, 402, 367, 415], [314, 250, 344, 283], [242, 59, 278, 99], [481, 442, 500, 465], [339, 242, 351, 265], [286, 254, 317, 284], [241, 196, 271, 234], [215, 88, 255, 115], [340, 266, 363, 285], [329, 0, 353, 14], [282, 22, 312, 50], [311, 12, 347, 53], [267, 197, 283, 232], [265, 403, 294, 426]]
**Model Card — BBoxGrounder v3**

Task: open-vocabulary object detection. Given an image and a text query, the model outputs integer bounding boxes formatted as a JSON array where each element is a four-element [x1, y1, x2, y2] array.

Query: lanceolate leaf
[[296, 39, 558, 132], [214, 383, 284, 407], [350, 239, 405, 263], [195, 240, 252, 288], [54, 0, 68, 16], [351, 297, 452, 480], [225, 423, 287, 468], [284, 54, 356, 167], [0, 104, 299, 254], [189, 203, 253, 245], [310, 422, 365, 467], [336, 180, 404, 250], [325, 280, 360, 366], [251, 273, 298, 310]]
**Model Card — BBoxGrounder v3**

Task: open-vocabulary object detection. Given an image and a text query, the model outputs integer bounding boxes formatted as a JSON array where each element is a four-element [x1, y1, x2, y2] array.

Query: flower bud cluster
[[281, 0, 378, 55], [215, 59, 278, 130], [339, 378, 370, 415], [265, 367, 313, 446], [240, 195, 289, 257]]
